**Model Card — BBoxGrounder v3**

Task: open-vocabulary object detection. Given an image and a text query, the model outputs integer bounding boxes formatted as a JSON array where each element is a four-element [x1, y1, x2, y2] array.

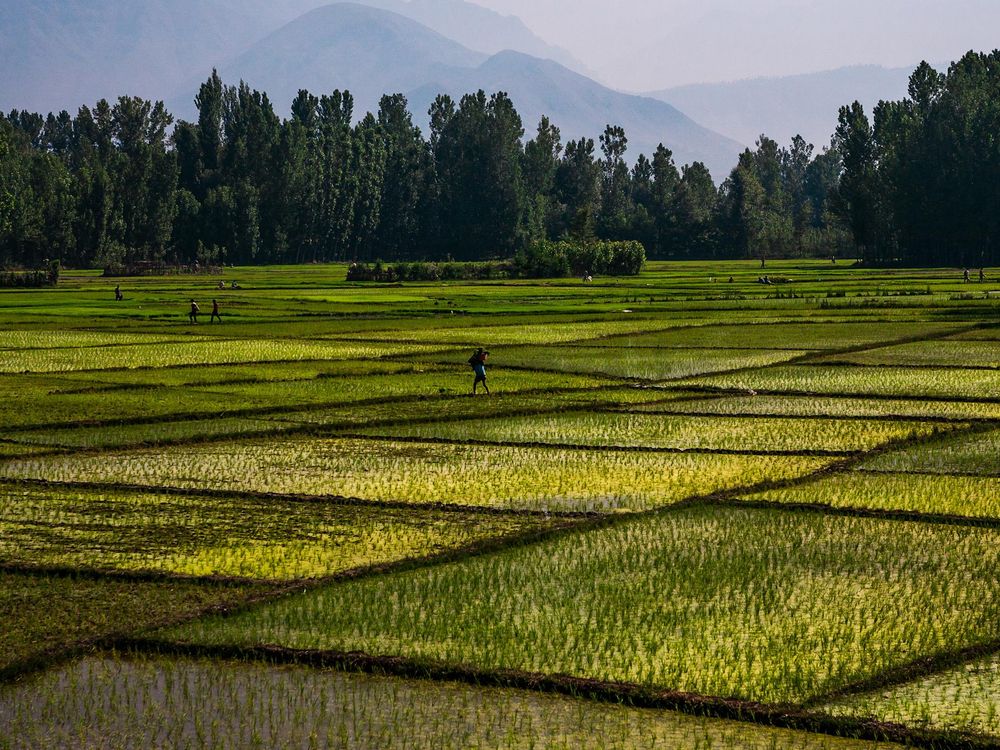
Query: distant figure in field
[[831, 255, 837, 264], [468, 348, 490, 395], [114, 284, 123, 301], [728, 276, 734, 283], [760, 257, 766, 269], [210, 299, 221, 323], [189, 299, 200, 324], [217, 280, 225, 290], [964, 268, 971, 283], [980, 268, 986, 282], [231, 280, 240, 289]]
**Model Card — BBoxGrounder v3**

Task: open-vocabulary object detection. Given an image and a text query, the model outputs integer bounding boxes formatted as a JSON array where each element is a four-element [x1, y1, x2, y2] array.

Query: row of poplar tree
[[835, 51, 1000, 268], [2, 52, 997, 270]]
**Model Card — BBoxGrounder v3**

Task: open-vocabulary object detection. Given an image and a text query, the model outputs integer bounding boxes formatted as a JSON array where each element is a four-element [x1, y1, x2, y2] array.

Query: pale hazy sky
[[468, 0, 1000, 91]]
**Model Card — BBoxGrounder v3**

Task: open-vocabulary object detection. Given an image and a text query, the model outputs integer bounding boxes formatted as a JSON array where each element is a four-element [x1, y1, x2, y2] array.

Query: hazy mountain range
[[648, 64, 918, 150], [1, 0, 931, 177]]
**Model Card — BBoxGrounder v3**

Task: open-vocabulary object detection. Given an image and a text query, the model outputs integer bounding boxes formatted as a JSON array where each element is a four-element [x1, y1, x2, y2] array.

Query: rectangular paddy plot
[[159, 506, 1000, 705], [0, 338, 441, 373], [449, 346, 808, 381], [0, 438, 832, 513], [745, 473, 1000, 519], [816, 339, 1000, 368], [0, 367, 610, 431], [258, 387, 687, 428], [0, 572, 261, 676], [0, 330, 203, 350], [686, 365, 1000, 400], [860, 427, 1000, 476], [53, 358, 423, 387], [634, 394, 1000, 421], [0, 655, 900, 750], [346, 317, 689, 346], [583, 321, 966, 350], [7, 417, 295, 450], [358, 412, 953, 454], [824, 652, 1000, 740], [0, 484, 552, 581]]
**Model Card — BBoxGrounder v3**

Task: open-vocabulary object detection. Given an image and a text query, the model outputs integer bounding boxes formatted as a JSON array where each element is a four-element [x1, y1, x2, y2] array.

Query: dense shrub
[[0, 260, 59, 288], [513, 240, 646, 278], [347, 261, 512, 282]]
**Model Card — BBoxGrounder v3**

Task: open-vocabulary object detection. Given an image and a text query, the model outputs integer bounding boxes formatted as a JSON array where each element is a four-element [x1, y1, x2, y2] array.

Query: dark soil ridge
[[0, 516, 584, 605], [102, 639, 1000, 750], [802, 637, 1000, 711], [0, 477, 593, 519]]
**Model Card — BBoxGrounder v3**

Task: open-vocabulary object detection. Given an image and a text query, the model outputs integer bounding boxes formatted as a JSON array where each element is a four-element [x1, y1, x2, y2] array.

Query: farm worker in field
[[964, 268, 971, 282], [210, 299, 221, 323], [469, 348, 490, 395], [114, 284, 123, 301], [189, 299, 200, 324], [980, 268, 986, 282]]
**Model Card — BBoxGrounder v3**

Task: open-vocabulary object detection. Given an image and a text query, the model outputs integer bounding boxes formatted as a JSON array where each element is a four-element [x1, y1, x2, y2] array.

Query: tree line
[[2, 53, 996, 270], [835, 51, 1000, 267]]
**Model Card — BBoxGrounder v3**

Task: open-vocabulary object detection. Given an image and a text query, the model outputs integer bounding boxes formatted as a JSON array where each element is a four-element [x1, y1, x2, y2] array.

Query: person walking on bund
[[189, 299, 200, 324], [210, 299, 222, 323], [468, 347, 490, 395]]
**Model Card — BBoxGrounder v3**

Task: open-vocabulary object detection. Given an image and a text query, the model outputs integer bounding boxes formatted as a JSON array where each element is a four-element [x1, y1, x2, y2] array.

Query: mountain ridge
[[647, 63, 921, 149]]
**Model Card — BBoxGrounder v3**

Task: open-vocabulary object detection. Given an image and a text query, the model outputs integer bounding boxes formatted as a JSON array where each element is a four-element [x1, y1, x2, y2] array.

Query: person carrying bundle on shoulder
[[468, 347, 490, 395], [189, 299, 200, 324]]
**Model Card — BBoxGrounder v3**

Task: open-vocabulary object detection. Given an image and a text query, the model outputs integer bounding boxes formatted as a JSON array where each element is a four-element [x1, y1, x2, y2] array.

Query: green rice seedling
[[745, 472, 1000, 518], [423, 346, 810, 381], [0, 573, 263, 674], [0, 438, 832, 512], [8, 417, 293, 450], [686, 365, 1000, 400], [814, 339, 1000, 368], [861, 427, 1000, 475], [191, 366, 612, 407], [0, 442, 50, 458], [160, 506, 1000, 705], [585, 322, 967, 351], [0, 330, 202, 350], [0, 339, 442, 374], [634, 394, 1000, 421], [0, 654, 900, 749], [339, 318, 692, 346], [54, 359, 423, 387], [358, 412, 954, 453], [824, 652, 1000, 739], [0, 484, 553, 580]]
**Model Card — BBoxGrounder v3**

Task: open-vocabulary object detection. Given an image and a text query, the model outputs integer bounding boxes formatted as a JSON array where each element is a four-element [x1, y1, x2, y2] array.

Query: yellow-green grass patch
[[158, 506, 1000, 705], [0, 654, 902, 750], [824, 652, 1000, 740], [744, 472, 1000, 519], [0, 438, 833, 513], [685, 365, 1000, 400], [0, 484, 553, 581], [358, 412, 953, 453]]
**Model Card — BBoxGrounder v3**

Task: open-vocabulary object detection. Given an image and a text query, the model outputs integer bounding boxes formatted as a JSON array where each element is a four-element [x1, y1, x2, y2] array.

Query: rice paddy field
[[1, 260, 1000, 748]]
